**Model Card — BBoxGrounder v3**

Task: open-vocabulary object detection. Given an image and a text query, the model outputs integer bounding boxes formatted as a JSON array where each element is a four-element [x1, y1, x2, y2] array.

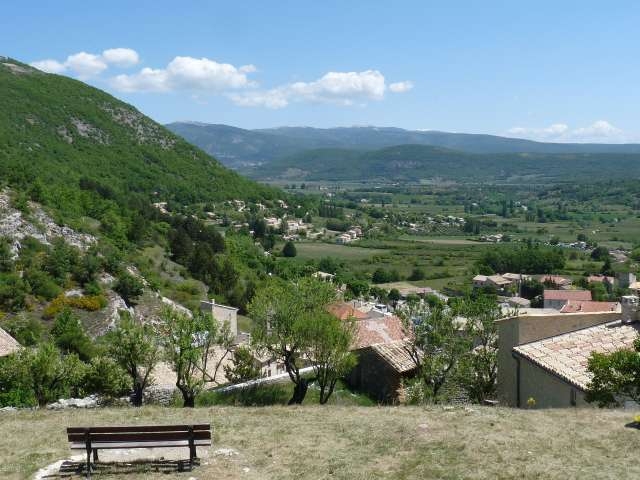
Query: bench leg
[[93, 448, 99, 462], [86, 449, 92, 479]]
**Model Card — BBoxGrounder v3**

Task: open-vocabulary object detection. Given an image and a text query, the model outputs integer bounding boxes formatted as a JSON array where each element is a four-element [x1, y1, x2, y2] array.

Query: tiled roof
[[352, 315, 409, 349], [370, 340, 419, 373], [488, 275, 511, 285], [559, 301, 620, 314], [513, 321, 640, 390], [328, 302, 369, 321], [0, 327, 20, 357], [544, 289, 592, 301]]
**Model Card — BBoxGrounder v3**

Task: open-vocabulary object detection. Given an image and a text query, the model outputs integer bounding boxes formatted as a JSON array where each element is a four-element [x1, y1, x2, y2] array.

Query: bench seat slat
[[70, 440, 211, 450], [67, 424, 210, 434], [68, 431, 210, 443]]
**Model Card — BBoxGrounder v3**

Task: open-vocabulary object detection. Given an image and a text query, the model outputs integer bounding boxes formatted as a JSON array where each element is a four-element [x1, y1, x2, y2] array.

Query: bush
[[83, 356, 130, 398], [51, 309, 96, 361], [43, 294, 107, 319], [282, 241, 297, 258], [24, 269, 62, 300], [1, 313, 43, 346], [114, 272, 144, 306]]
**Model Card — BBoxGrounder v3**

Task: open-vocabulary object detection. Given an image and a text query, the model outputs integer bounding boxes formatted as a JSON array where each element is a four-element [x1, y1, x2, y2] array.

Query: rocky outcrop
[[0, 190, 96, 256]]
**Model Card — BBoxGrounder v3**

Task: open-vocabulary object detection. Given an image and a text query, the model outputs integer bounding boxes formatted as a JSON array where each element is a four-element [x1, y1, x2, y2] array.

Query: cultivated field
[[2, 406, 639, 479]]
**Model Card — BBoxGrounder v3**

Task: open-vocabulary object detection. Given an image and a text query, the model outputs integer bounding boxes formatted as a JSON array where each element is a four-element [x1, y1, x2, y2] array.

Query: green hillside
[[255, 143, 640, 183], [0, 58, 279, 221]]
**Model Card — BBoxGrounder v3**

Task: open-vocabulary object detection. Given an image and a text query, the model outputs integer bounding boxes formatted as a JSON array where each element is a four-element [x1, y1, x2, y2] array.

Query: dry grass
[[1, 405, 639, 479]]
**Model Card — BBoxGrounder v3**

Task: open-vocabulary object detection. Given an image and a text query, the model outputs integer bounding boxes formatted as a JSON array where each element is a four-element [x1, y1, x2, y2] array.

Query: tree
[[409, 267, 426, 281], [51, 309, 95, 361], [23, 343, 86, 406], [114, 271, 144, 307], [161, 308, 234, 407], [404, 304, 471, 402], [105, 312, 159, 406], [591, 246, 610, 261], [224, 345, 263, 384], [303, 312, 357, 404], [282, 241, 297, 258], [585, 336, 640, 407], [249, 277, 336, 405], [388, 288, 401, 306], [457, 297, 500, 403]]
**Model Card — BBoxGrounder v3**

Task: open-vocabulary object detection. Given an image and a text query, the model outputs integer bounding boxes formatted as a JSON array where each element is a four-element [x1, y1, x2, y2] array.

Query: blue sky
[[5, 1, 640, 141]]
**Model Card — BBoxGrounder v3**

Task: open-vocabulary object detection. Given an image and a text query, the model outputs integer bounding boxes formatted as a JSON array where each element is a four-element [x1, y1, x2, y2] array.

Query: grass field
[[3, 406, 639, 479], [293, 242, 386, 261]]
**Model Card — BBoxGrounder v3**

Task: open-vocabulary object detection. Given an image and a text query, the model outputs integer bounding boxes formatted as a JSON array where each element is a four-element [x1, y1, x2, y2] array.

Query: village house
[[200, 299, 239, 338], [336, 233, 353, 245], [539, 275, 573, 288], [473, 273, 529, 293], [496, 307, 626, 408], [0, 326, 20, 357], [543, 289, 592, 309], [512, 320, 639, 408], [328, 302, 419, 403]]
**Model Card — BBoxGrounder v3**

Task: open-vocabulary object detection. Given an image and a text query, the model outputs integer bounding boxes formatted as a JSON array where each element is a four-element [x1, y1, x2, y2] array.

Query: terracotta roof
[[544, 289, 592, 301], [514, 321, 640, 390], [352, 315, 408, 349], [328, 302, 368, 320], [370, 340, 419, 373], [559, 301, 620, 314], [0, 327, 20, 357]]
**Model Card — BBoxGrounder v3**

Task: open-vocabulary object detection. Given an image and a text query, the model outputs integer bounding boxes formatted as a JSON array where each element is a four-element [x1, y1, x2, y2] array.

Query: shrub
[[43, 294, 107, 319]]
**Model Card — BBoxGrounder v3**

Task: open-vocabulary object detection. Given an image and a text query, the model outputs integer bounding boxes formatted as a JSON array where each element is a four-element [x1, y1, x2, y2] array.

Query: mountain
[[167, 122, 640, 171], [0, 58, 279, 216], [165, 123, 311, 169], [255, 144, 640, 183]]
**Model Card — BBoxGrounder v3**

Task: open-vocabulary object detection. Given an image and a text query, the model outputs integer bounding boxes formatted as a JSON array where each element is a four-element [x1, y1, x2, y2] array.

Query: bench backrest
[[67, 424, 211, 445]]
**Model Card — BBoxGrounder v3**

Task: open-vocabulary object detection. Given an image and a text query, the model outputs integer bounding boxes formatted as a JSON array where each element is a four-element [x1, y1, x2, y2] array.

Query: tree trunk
[[288, 378, 309, 405], [131, 382, 144, 407], [183, 394, 195, 408]]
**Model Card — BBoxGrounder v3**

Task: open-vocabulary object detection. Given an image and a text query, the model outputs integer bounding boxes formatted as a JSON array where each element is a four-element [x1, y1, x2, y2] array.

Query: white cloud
[[571, 120, 623, 140], [31, 48, 140, 79], [389, 80, 414, 93], [110, 56, 255, 93], [506, 121, 626, 143], [507, 123, 569, 139], [64, 52, 108, 79], [230, 70, 396, 109], [30, 59, 67, 74], [102, 48, 139, 68]]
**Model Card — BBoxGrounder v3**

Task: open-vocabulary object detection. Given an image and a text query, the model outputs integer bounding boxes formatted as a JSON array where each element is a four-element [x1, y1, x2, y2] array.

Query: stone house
[[543, 289, 591, 309], [346, 340, 418, 403], [200, 300, 239, 338], [513, 320, 640, 408], [497, 308, 624, 408]]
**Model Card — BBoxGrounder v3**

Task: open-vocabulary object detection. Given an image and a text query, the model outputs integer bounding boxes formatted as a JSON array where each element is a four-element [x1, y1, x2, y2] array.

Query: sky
[[4, 1, 640, 142]]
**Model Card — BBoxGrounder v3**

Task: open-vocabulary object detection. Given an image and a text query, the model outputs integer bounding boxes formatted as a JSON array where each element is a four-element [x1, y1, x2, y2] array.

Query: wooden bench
[[67, 424, 211, 477]]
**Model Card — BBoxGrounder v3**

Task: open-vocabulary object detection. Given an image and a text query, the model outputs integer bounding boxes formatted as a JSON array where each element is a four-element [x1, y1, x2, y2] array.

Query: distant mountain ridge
[[167, 122, 640, 172], [252, 144, 640, 183]]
